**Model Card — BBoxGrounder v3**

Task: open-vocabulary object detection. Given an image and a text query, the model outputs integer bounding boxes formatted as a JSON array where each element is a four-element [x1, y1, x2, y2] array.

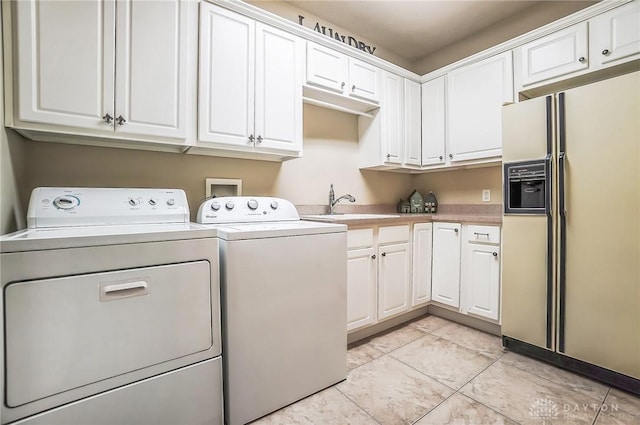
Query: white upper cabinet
[[403, 79, 422, 167], [421, 76, 446, 167], [381, 72, 404, 165], [198, 3, 302, 158], [305, 42, 380, 105], [590, 0, 640, 68], [306, 43, 349, 94], [520, 22, 589, 87], [447, 51, 513, 163], [11, 0, 188, 139]]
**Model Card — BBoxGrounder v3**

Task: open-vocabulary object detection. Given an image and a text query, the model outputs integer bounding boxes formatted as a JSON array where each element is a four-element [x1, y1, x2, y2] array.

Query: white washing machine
[[196, 196, 347, 425], [0, 187, 223, 425]]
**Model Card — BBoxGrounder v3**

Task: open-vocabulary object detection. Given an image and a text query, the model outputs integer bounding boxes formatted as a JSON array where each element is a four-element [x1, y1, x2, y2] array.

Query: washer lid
[[214, 220, 346, 240]]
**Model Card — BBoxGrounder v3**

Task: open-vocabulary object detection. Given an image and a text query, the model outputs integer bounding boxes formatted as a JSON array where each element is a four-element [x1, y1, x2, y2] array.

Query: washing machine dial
[[210, 201, 221, 211], [128, 198, 141, 206], [247, 199, 259, 210], [167, 198, 176, 206], [226, 201, 235, 210], [148, 198, 157, 206], [270, 200, 279, 210], [53, 196, 79, 210]]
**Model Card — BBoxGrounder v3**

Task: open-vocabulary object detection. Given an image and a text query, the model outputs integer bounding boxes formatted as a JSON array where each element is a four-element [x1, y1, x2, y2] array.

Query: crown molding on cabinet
[[206, 0, 422, 81]]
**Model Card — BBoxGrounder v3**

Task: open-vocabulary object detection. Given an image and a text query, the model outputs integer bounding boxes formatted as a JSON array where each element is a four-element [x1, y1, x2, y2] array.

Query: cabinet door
[[378, 242, 411, 320], [14, 0, 115, 130], [590, 1, 640, 68], [198, 4, 254, 147], [421, 76, 446, 166], [255, 23, 303, 155], [404, 79, 422, 166], [448, 52, 513, 162], [431, 222, 461, 308], [349, 58, 380, 103], [347, 247, 377, 331], [412, 223, 433, 307], [306, 42, 348, 94], [381, 72, 404, 165], [462, 243, 500, 321], [520, 22, 588, 86], [115, 0, 188, 138]]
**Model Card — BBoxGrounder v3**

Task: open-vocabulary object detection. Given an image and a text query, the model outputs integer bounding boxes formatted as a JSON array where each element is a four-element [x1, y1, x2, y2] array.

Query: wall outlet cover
[[482, 189, 491, 202]]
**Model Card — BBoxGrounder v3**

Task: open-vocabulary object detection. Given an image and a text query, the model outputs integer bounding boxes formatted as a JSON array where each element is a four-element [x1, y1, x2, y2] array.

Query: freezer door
[[558, 71, 640, 379], [502, 95, 551, 162]]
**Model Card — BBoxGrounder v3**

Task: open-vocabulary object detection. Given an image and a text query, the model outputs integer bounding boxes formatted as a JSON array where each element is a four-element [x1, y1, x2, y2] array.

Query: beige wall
[[412, 1, 597, 75], [21, 105, 412, 220], [413, 166, 503, 205]]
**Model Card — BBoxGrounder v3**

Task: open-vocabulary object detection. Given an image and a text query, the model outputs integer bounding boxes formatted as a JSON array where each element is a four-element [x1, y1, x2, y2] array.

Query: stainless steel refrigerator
[[501, 71, 639, 394]]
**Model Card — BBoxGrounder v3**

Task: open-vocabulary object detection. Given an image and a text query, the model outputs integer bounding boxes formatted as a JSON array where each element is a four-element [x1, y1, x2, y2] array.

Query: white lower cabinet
[[346, 225, 411, 331], [431, 222, 462, 308], [411, 223, 433, 307], [461, 225, 501, 321]]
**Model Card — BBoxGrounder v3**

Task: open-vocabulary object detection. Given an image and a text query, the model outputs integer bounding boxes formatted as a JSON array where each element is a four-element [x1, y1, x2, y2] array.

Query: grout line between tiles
[[591, 388, 611, 425], [334, 376, 384, 425]]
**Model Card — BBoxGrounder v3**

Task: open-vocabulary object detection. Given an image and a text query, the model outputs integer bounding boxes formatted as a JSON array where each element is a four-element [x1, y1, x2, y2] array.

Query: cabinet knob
[[257, 135, 263, 144], [102, 113, 113, 124], [578, 56, 586, 63], [248, 134, 255, 144], [493, 252, 498, 257], [602, 49, 610, 56], [371, 254, 376, 259], [341, 82, 345, 89], [115, 115, 126, 125], [449, 153, 453, 158], [381, 252, 386, 257], [439, 156, 443, 160], [352, 84, 356, 92], [454, 228, 459, 233]]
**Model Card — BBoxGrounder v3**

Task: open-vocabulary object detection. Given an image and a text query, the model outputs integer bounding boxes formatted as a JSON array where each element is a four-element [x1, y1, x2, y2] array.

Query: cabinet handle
[[578, 57, 586, 63], [371, 254, 376, 259], [115, 115, 126, 125], [449, 153, 453, 158], [601, 49, 610, 56], [102, 113, 113, 124], [474, 232, 490, 237], [248, 134, 255, 144], [257, 135, 263, 144], [386, 154, 391, 159], [454, 228, 459, 233], [381, 252, 386, 257], [492, 252, 498, 257], [352, 84, 356, 92]]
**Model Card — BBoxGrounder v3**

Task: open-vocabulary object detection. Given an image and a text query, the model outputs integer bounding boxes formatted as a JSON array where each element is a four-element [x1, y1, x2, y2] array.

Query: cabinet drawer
[[466, 225, 500, 244], [379, 225, 410, 244], [347, 228, 374, 249]]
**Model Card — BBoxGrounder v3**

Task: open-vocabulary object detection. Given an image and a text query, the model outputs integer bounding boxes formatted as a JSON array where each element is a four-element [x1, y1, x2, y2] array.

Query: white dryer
[[196, 196, 347, 425], [0, 187, 223, 425]]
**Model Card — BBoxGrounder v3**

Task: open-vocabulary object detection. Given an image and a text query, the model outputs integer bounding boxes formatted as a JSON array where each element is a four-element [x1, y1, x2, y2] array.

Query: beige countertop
[[301, 212, 502, 226]]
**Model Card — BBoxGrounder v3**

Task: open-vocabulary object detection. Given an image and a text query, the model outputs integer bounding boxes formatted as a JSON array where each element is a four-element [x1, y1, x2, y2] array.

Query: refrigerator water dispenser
[[504, 160, 549, 214]]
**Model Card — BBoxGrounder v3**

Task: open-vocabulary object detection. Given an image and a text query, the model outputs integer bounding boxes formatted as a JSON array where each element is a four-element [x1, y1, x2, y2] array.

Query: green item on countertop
[[409, 190, 424, 213]]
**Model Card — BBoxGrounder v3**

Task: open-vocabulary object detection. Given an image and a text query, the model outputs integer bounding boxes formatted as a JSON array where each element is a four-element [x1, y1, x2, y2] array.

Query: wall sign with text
[[298, 15, 377, 55]]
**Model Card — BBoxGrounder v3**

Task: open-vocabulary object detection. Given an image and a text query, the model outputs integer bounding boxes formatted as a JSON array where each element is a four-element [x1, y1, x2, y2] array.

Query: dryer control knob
[[167, 198, 176, 206], [53, 196, 79, 210], [226, 201, 235, 210], [128, 198, 140, 206], [210, 201, 221, 211], [247, 199, 259, 210], [270, 200, 279, 210], [148, 198, 157, 206]]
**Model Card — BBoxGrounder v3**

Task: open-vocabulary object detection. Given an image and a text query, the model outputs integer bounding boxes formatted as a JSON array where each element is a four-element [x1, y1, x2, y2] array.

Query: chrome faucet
[[329, 184, 355, 214]]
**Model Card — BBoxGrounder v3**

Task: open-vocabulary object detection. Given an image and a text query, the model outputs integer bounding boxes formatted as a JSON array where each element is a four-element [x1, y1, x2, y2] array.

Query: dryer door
[[4, 261, 212, 407]]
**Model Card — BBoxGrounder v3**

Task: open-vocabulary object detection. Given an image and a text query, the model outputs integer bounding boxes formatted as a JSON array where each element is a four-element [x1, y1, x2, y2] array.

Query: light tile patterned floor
[[251, 315, 640, 425]]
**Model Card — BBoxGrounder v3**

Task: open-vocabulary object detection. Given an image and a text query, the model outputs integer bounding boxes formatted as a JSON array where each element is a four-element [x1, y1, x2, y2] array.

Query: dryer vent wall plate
[[206, 178, 242, 198]]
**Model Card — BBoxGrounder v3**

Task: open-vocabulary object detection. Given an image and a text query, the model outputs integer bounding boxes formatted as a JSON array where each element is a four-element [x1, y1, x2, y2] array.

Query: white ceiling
[[284, 1, 593, 62]]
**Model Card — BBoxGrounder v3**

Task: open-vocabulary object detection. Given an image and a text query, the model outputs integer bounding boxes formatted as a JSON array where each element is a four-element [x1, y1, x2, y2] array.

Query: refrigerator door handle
[[558, 92, 567, 353], [544, 95, 554, 349]]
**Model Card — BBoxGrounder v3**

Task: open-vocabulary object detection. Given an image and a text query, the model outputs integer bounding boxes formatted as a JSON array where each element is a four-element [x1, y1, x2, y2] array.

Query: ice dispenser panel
[[504, 160, 549, 214]]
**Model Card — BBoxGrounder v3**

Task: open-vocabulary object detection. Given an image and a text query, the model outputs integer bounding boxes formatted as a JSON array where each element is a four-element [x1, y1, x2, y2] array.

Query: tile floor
[[252, 315, 640, 425]]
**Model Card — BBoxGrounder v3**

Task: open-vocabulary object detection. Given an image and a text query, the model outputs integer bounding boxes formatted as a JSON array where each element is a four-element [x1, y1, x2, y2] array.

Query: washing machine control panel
[[197, 196, 299, 224], [27, 187, 190, 229]]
